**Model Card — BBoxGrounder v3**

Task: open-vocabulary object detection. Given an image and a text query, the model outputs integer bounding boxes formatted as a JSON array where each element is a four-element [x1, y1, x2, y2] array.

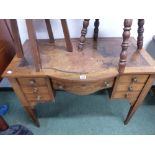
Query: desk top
[[3, 37, 155, 81]]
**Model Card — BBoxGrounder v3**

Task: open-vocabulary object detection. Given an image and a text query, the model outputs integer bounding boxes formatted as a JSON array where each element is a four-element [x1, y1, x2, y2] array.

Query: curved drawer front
[[52, 78, 114, 95]]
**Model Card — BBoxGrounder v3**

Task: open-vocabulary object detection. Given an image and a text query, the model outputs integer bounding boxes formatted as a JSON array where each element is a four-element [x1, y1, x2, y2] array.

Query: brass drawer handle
[[29, 80, 36, 85], [58, 85, 64, 89], [132, 77, 138, 83], [104, 81, 110, 87], [33, 87, 38, 93], [125, 93, 129, 98], [128, 86, 133, 92], [37, 95, 41, 101]]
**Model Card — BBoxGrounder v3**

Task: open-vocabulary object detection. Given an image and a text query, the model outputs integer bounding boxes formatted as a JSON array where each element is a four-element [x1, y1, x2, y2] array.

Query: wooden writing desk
[[2, 19, 155, 127]]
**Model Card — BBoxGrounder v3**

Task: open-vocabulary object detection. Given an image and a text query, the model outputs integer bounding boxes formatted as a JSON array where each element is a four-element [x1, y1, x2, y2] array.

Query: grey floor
[[0, 88, 155, 135]]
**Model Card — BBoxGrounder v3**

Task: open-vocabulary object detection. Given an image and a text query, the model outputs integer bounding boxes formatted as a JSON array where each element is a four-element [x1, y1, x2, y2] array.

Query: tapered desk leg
[[124, 105, 136, 125], [24, 106, 40, 127], [124, 75, 154, 125], [9, 78, 40, 127]]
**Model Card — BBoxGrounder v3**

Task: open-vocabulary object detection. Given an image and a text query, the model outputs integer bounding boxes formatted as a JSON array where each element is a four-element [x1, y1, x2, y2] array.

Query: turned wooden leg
[[118, 19, 132, 73], [61, 19, 73, 52], [45, 19, 54, 43], [137, 19, 144, 50], [78, 19, 90, 51], [124, 75, 154, 125], [24, 106, 40, 127], [94, 19, 99, 41], [0, 116, 9, 130]]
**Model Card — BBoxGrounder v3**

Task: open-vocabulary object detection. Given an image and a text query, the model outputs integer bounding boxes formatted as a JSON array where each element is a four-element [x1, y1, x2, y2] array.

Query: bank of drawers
[[112, 74, 149, 104], [17, 77, 54, 103], [52, 78, 114, 95]]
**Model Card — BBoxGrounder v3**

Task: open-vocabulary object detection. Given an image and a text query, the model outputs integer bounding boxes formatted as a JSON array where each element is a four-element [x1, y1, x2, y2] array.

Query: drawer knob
[[132, 77, 138, 83], [58, 85, 64, 89], [37, 95, 41, 101], [29, 80, 36, 85], [125, 93, 129, 98], [104, 81, 110, 87], [128, 86, 133, 92], [33, 88, 38, 93]]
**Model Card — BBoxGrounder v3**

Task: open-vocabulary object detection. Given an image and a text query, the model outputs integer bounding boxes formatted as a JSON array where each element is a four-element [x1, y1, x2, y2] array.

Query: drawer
[[116, 83, 144, 92], [119, 74, 149, 83], [22, 86, 49, 94], [52, 78, 114, 95], [25, 93, 52, 102], [112, 91, 140, 99], [112, 91, 140, 104], [18, 77, 47, 87]]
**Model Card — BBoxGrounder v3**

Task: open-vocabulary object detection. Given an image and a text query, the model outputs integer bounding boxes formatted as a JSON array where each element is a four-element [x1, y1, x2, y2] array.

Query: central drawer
[[52, 78, 114, 95]]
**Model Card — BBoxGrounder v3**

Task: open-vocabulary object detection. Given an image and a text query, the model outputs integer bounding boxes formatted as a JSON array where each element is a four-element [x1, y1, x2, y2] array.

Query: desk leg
[[124, 105, 137, 125], [124, 75, 154, 124], [9, 78, 40, 127], [24, 106, 40, 127]]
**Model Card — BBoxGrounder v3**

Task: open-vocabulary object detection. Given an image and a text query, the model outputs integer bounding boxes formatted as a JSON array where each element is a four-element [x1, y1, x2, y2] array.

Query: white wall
[[17, 19, 155, 49]]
